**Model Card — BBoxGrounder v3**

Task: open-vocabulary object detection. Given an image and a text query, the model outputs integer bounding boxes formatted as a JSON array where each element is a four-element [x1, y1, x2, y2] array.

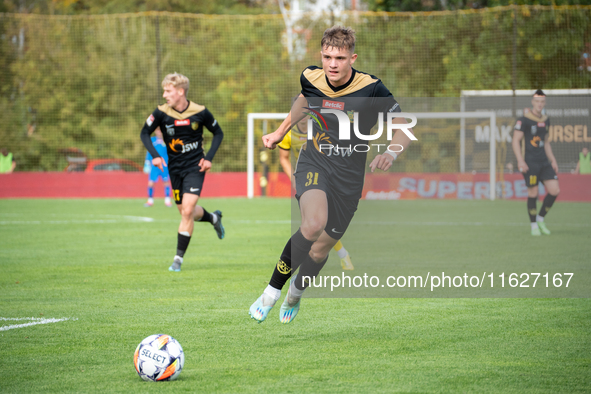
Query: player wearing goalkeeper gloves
[[512, 90, 560, 236], [140, 73, 225, 272], [278, 118, 354, 271], [249, 26, 414, 324]]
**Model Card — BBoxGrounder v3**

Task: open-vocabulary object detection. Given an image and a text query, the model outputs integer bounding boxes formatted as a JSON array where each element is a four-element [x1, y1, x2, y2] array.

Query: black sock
[[268, 229, 314, 290], [269, 239, 292, 289], [199, 208, 213, 224], [294, 255, 328, 291], [527, 197, 537, 223], [176, 233, 191, 258], [539, 193, 558, 217], [290, 228, 315, 272]]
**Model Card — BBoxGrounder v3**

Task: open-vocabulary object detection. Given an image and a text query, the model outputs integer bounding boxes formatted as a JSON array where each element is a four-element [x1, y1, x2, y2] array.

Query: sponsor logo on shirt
[[175, 119, 191, 126], [388, 103, 400, 113], [322, 100, 345, 110], [146, 114, 155, 126], [168, 138, 199, 154]]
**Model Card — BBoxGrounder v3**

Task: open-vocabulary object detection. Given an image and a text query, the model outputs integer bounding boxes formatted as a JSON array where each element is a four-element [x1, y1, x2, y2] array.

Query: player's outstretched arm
[[262, 94, 308, 150], [200, 109, 224, 173], [369, 116, 414, 173], [512, 130, 528, 173], [140, 124, 165, 170]]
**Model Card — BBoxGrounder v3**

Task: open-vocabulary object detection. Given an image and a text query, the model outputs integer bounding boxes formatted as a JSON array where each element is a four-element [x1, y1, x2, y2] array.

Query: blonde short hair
[[321, 26, 356, 53], [162, 73, 190, 95]]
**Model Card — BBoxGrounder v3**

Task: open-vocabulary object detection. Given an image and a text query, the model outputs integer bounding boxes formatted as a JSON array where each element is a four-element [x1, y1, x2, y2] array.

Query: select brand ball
[[133, 334, 184, 381]]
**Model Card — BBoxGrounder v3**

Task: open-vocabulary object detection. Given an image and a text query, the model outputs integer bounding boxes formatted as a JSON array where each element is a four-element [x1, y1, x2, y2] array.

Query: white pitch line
[[0, 317, 78, 331], [0, 215, 154, 225]]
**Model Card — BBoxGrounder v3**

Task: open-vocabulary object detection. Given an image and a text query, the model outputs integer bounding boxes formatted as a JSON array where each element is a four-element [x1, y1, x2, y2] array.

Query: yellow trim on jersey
[[278, 128, 308, 159], [157, 101, 205, 120], [303, 68, 378, 98], [524, 112, 548, 123], [277, 130, 292, 150]]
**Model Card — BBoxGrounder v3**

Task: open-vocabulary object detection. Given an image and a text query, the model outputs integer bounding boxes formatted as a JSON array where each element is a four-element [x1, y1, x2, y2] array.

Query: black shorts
[[170, 170, 205, 204], [294, 161, 359, 240], [523, 160, 557, 187]]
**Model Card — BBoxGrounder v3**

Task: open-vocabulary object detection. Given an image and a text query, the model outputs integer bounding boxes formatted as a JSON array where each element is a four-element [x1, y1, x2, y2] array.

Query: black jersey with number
[[514, 112, 550, 163], [297, 66, 401, 198], [140, 102, 223, 175]]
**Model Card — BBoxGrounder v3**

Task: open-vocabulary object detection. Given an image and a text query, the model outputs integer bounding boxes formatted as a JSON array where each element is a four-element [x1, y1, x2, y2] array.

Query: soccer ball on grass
[[133, 334, 184, 381]]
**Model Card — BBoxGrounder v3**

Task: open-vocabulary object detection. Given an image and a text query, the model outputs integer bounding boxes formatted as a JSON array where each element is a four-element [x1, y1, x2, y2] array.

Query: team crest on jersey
[[531, 125, 537, 135], [191, 122, 199, 130], [165, 124, 175, 136], [347, 110, 355, 123]]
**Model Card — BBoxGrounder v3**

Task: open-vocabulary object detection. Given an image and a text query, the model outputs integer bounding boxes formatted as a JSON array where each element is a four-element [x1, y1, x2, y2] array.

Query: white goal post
[[247, 111, 497, 200]]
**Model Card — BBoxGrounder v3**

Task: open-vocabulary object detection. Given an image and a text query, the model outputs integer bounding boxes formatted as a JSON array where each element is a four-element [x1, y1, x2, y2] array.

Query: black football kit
[[140, 101, 223, 203], [514, 112, 556, 187]]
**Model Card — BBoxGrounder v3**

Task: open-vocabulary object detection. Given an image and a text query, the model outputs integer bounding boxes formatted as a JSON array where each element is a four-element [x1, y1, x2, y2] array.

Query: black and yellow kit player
[[141, 73, 225, 272], [278, 124, 355, 271], [142, 101, 223, 202], [512, 89, 560, 236], [249, 26, 413, 324]]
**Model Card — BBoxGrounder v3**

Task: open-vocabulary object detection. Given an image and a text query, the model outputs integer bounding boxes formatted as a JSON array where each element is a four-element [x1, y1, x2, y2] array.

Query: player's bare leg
[[278, 190, 333, 323], [169, 194, 199, 272], [537, 179, 560, 235], [250, 189, 328, 323], [280, 231, 338, 324]]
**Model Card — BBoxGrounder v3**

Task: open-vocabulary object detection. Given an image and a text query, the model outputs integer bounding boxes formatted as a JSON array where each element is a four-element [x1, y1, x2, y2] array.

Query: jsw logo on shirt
[[169, 139, 199, 153], [181, 141, 199, 153]]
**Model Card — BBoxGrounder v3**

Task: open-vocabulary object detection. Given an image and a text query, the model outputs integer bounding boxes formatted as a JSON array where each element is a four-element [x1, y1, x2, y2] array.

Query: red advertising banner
[[363, 173, 591, 202], [0, 172, 589, 201]]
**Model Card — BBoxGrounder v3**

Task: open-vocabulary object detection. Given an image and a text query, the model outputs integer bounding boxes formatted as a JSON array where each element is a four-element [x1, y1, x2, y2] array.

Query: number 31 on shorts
[[305, 172, 319, 187]]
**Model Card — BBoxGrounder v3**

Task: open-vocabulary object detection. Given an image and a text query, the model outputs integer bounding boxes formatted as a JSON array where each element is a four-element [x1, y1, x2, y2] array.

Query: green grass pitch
[[0, 198, 589, 393]]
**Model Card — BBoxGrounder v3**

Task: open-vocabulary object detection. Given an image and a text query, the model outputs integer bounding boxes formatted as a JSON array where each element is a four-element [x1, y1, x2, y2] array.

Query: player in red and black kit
[[512, 90, 560, 236], [141, 73, 225, 271], [249, 26, 415, 324]]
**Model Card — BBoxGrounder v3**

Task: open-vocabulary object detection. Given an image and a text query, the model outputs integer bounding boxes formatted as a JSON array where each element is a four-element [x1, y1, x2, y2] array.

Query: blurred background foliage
[[0, 3, 590, 170]]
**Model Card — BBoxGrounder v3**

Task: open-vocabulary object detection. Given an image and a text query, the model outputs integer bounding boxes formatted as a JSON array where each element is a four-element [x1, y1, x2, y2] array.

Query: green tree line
[[0, 7, 589, 171]]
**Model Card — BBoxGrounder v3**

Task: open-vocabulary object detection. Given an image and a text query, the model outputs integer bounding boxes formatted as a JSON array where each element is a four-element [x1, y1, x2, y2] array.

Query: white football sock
[[337, 247, 348, 259], [174, 255, 183, 263], [536, 215, 544, 222], [262, 285, 280, 306], [211, 213, 218, 224], [531, 222, 539, 230], [289, 276, 305, 299]]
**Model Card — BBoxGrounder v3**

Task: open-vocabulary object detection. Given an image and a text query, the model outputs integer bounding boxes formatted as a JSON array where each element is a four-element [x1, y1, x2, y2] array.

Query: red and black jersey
[[298, 66, 401, 198], [140, 102, 223, 175], [514, 112, 550, 163]]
